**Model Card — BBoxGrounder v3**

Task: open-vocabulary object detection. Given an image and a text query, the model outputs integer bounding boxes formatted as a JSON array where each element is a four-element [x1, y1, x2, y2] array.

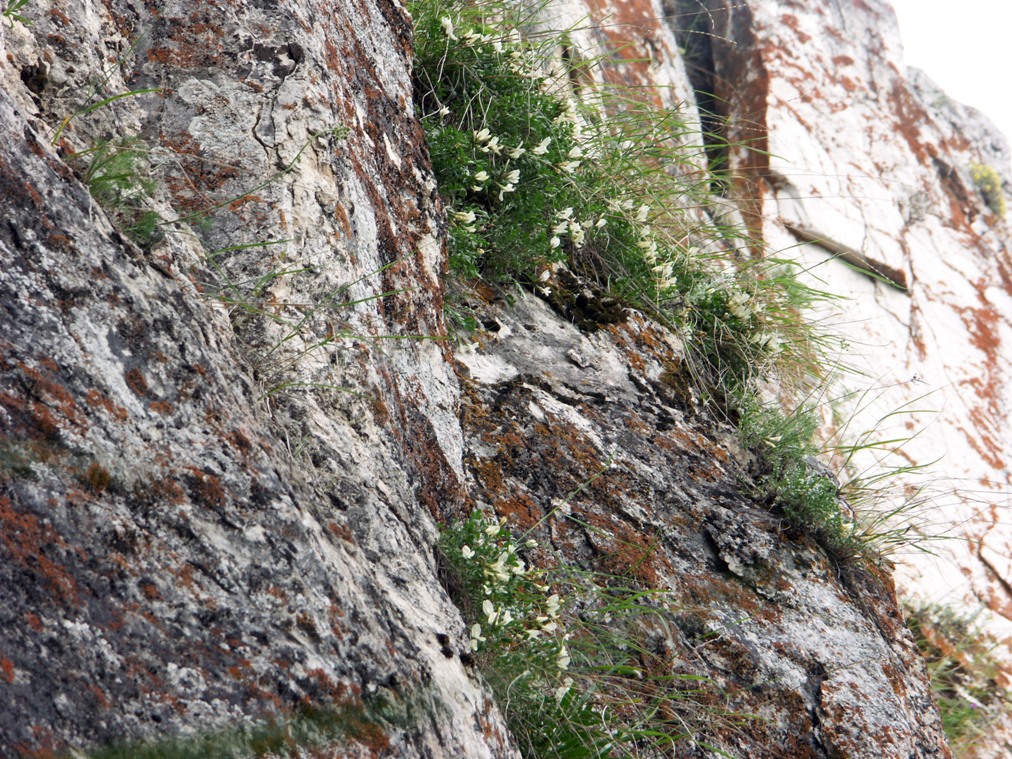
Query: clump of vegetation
[[2, 0, 31, 25], [73, 138, 162, 247], [411, 0, 832, 404], [440, 511, 740, 757], [970, 162, 1006, 219], [77, 697, 413, 758], [735, 397, 858, 557], [905, 602, 1010, 756]]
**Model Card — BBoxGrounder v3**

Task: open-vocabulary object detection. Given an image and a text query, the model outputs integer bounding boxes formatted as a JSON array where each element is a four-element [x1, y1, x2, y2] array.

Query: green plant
[[735, 376, 953, 562], [75, 696, 415, 758], [411, 0, 832, 404], [73, 137, 162, 246], [970, 163, 1006, 219], [51, 88, 161, 147], [736, 396, 859, 557], [905, 602, 1010, 756], [2, 0, 31, 25], [440, 511, 742, 757]]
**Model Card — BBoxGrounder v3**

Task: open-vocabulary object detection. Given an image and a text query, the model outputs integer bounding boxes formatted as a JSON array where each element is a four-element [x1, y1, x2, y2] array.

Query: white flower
[[728, 291, 752, 320], [453, 210, 476, 224], [525, 539, 538, 548], [595, 217, 607, 228], [546, 593, 561, 616], [559, 160, 581, 173], [538, 269, 551, 283], [440, 17, 458, 40], [470, 623, 486, 651], [638, 236, 659, 262], [505, 169, 520, 184], [492, 39, 503, 53], [751, 332, 782, 352], [532, 137, 551, 155], [509, 145, 526, 159], [526, 628, 542, 640], [555, 207, 574, 220], [652, 262, 674, 280], [461, 545, 475, 559], [438, 106, 450, 117], [552, 221, 569, 235], [483, 599, 497, 624], [481, 136, 502, 154], [568, 145, 583, 159], [483, 521, 499, 536], [557, 644, 571, 670], [541, 621, 558, 633], [501, 609, 513, 625], [474, 128, 491, 143], [636, 204, 650, 222], [549, 236, 561, 249], [554, 677, 573, 704]]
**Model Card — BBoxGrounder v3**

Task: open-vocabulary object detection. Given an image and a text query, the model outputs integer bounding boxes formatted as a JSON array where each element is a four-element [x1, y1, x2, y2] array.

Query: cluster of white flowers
[[558, 145, 582, 174], [727, 290, 753, 321], [750, 331, 782, 352], [453, 209, 477, 233], [508, 49, 545, 80], [548, 206, 600, 252], [440, 16, 509, 52], [471, 169, 489, 192], [469, 129, 527, 200], [456, 515, 569, 671]]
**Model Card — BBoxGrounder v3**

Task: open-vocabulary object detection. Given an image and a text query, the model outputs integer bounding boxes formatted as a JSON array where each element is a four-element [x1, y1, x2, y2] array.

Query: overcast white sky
[[888, 0, 1012, 149]]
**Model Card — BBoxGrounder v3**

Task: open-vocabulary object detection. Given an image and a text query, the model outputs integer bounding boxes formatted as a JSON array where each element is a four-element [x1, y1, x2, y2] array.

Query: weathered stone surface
[[0, 0, 974, 755], [680, 0, 1012, 644], [0, 0, 508, 755], [455, 291, 950, 757]]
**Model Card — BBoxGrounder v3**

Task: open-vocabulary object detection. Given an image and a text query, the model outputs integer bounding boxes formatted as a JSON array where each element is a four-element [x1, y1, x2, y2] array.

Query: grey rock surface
[[0, 0, 508, 755], [456, 292, 950, 757], [0, 0, 961, 756]]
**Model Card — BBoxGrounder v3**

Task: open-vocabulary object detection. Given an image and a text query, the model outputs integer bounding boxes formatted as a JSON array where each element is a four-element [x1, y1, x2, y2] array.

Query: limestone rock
[[0, 0, 507, 754], [0, 0, 971, 756], [679, 0, 1012, 646]]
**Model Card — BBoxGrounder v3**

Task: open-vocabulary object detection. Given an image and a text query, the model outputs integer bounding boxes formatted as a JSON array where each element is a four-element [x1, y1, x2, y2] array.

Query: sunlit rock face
[[665, 0, 1012, 664]]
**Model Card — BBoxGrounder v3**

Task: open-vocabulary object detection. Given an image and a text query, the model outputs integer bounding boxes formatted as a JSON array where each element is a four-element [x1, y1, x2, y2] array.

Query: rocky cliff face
[[0, 0, 503, 754], [0, 0, 995, 756], [683, 0, 1012, 641]]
